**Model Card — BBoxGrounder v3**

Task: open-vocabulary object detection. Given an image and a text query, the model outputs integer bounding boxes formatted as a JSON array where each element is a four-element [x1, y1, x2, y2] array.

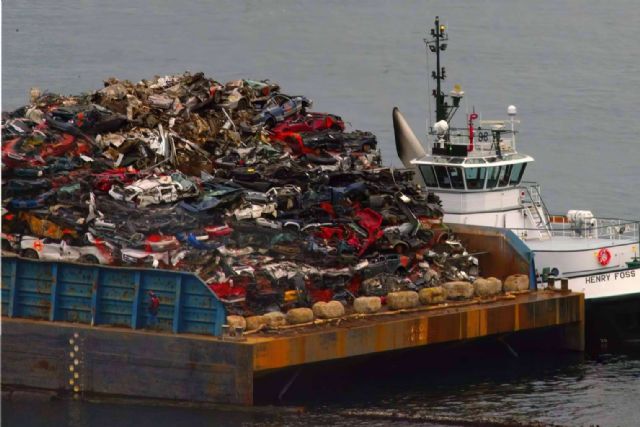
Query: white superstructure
[[395, 17, 640, 302], [401, 109, 640, 300]]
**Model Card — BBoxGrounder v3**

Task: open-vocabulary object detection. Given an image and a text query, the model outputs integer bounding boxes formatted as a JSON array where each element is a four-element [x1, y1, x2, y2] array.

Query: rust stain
[[428, 313, 462, 344], [254, 340, 291, 371], [465, 310, 480, 339], [253, 294, 584, 371], [419, 317, 428, 345], [406, 318, 427, 346], [335, 330, 346, 358], [33, 360, 55, 371], [297, 335, 306, 365], [486, 305, 515, 335]]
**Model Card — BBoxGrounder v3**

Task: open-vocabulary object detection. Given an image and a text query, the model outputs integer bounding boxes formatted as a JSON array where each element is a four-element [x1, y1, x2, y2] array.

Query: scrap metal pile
[[1, 71, 489, 317]]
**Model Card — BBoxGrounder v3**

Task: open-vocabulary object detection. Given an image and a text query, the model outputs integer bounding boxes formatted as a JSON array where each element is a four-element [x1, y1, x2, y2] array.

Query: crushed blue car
[[242, 94, 312, 132]]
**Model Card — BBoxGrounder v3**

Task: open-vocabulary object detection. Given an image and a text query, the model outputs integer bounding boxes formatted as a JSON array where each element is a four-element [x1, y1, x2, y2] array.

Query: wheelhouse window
[[433, 166, 451, 188], [486, 166, 502, 189], [498, 164, 513, 187], [419, 165, 438, 187], [509, 163, 527, 185], [447, 167, 465, 189], [464, 167, 487, 189]]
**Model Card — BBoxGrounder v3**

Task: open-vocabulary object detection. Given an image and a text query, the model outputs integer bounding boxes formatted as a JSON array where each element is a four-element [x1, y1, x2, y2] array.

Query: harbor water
[[3, 349, 640, 427], [2, 0, 639, 426]]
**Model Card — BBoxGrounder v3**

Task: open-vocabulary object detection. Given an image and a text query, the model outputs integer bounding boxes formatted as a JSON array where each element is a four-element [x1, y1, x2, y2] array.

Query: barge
[[2, 225, 584, 405]]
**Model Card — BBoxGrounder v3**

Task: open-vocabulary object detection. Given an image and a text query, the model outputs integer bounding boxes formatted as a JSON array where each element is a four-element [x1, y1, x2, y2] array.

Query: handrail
[[508, 217, 640, 241], [521, 204, 551, 240], [431, 120, 521, 151], [520, 182, 552, 225]]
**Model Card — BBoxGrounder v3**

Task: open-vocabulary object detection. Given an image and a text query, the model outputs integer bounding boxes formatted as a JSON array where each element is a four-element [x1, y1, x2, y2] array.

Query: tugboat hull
[[585, 289, 640, 352]]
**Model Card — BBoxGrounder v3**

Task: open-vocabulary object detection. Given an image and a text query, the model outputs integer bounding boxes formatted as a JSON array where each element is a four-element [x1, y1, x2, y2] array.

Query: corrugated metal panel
[[1, 257, 14, 316], [0, 256, 226, 336], [16, 260, 53, 320]]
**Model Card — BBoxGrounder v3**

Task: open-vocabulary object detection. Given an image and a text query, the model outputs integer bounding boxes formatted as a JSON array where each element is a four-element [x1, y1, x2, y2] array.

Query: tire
[[22, 249, 39, 259], [2, 239, 13, 251], [265, 116, 277, 129], [237, 98, 249, 110], [80, 254, 99, 264], [213, 89, 222, 104], [393, 242, 408, 254], [395, 267, 408, 277]]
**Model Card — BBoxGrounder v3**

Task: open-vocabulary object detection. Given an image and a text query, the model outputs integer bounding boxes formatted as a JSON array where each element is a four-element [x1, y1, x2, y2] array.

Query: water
[[2, 0, 639, 425], [3, 351, 640, 427]]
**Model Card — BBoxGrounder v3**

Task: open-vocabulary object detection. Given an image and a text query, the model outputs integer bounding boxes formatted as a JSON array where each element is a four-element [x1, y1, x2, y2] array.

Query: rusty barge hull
[[2, 291, 583, 406], [1, 224, 584, 405]]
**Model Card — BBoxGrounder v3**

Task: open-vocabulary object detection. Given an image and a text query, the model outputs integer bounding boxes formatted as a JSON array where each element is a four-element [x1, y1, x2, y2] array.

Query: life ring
[[597, 248, 611, 266]]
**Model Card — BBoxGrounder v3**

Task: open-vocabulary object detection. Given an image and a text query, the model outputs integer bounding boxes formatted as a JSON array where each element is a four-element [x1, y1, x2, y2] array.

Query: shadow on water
[[255, 338, 583, 406], [253, 339, 640, 427]]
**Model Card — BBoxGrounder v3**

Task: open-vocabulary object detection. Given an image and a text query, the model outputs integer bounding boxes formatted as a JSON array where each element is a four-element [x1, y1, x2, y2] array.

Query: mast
[[425, 17, 462, 127], [434, 17, 445, 122], [427, 17, 448, 122]]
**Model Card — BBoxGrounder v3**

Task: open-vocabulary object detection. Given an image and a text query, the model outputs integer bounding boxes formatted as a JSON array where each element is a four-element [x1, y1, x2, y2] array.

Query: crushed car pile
[[2, 72, 524, 325]]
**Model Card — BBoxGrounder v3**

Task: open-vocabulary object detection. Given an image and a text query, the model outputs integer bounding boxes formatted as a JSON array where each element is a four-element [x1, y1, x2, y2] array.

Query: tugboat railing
[[430, 133, 517, 157], [517, 182, 552, 239], [509, 218, 639, 241], [520, 181, 552, 225]]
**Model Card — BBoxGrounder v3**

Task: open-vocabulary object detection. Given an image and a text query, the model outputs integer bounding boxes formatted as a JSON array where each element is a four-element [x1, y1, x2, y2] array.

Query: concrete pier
[[2, 290, 583, 406]]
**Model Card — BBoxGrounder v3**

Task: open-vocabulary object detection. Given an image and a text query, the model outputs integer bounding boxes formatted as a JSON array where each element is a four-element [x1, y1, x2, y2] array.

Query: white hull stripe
[[567, 268, 639, 300]]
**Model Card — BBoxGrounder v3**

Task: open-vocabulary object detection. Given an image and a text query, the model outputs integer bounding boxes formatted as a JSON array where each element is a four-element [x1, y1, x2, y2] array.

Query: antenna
[[425, 40, 432, 135], [424, 17, 463, 130]]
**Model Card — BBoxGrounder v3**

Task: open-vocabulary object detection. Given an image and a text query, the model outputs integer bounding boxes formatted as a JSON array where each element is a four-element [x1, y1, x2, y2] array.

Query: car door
[[280, 96, 296, 119], [40, 238, 63, 261], [60, 241, 81, 261]]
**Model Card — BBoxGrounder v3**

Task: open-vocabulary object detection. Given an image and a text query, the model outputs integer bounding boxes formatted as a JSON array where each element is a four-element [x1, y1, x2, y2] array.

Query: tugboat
[[394, 17, 640, 349]]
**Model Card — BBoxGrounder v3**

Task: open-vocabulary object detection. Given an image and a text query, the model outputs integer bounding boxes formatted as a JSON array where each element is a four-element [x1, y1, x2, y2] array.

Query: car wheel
[[22, 249, 39, 259], [213, 89, 222, 104], [265, 116, 277, 129], [237, 98, 249, 110], [2, 239, 13, 251], [393, 242, 408, 254], [80, 254, 100, 264], [395, 267, 408, 277]]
